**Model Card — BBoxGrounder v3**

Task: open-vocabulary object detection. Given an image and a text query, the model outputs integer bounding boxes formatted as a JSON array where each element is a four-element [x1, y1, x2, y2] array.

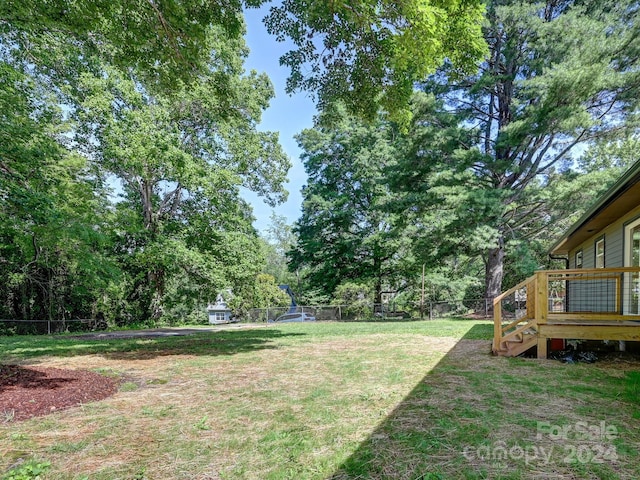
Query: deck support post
[[535, 271, 548, 325], [493, 298, 502, 354], [537, 336, 548, 359]]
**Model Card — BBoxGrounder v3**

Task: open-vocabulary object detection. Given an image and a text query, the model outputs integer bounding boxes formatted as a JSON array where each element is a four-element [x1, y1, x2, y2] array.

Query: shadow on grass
[[0, 328, 306, 362], [340, 316, 492, 324], [327, 324, 636, 480], [326, 324, 493, 480], [0, 365, 76, 393]]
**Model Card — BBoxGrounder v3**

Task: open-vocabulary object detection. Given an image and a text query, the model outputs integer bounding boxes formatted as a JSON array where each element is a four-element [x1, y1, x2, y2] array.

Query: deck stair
[[493, 275, 538, 357], [495, 320, 538, 357]]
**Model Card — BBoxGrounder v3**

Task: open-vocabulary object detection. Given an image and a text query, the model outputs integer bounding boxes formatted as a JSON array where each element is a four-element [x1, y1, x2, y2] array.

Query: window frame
[[595, 237, 605, 268], [575, 250, 583, 269]]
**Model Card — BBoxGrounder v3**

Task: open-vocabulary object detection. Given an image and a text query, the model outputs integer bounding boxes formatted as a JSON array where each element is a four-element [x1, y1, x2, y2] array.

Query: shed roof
[[207, 301, 230, 312], [549, 158, 640, 255]]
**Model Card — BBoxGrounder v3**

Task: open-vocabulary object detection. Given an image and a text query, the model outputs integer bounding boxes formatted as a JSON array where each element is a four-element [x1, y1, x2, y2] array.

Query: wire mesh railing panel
[[547, 271, 623, 315], [543, 268, 640, 317], [626, 271, 640, 314], [566, 277, 617, 313]]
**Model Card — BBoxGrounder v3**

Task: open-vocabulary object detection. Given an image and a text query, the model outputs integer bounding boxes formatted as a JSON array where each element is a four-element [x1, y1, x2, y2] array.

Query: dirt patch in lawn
[[0, 365, 119, 422]]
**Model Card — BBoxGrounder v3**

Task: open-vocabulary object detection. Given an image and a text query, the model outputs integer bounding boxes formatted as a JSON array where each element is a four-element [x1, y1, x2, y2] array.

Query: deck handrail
[[493, 274, 536, 305], [545, 266, 640, 275], [493, 274, 537, 353]]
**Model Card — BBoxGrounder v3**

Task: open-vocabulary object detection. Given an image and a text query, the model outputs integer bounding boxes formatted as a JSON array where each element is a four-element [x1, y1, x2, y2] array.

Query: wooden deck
[[493, 268, 640, 358]]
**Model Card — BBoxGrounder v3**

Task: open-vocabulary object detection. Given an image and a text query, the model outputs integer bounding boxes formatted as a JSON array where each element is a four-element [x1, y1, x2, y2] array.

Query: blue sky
[[242, 6, 317, 233]]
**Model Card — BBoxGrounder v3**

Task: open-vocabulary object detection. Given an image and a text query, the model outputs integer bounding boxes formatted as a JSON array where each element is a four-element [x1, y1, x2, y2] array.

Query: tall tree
[[386, 92, 488, 299], [75, 29, 290, 321], [404, 0, 640, 299], [0, 63, 116, 321], [265, 0, 487, 125], [291, 109, 409, 303]]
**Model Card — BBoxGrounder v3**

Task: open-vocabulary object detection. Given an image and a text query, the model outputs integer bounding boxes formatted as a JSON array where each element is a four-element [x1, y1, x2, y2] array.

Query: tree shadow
[[327, 324, 635, 479], [0, 365, 75, 393], [326, 324, 494, 479], [1, 328, 306, 362]]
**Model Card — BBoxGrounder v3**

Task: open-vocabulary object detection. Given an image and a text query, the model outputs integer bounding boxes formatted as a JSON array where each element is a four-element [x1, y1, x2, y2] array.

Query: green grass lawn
[[1, 320, 639, 479]]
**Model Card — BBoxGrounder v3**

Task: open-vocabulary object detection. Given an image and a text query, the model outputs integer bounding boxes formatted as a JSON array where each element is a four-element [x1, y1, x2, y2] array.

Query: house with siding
[[493, 159, 640, 358]]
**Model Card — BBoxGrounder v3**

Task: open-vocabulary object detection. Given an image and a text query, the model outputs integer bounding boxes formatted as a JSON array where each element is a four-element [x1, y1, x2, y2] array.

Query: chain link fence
[[0, 299, 495, 334], [243, 298, 494, 323], [0, 318, 106, 335], [424, 298, 494, 319], [243, 305, 343, 323]]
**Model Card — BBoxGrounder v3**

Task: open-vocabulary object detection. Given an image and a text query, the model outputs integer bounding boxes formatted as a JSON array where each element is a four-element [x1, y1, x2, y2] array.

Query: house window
[[575, 250, 583, 269], [595, 238, 605, 268]]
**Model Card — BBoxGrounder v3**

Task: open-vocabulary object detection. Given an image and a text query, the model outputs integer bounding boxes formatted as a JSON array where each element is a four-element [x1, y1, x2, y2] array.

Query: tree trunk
[[485, 236, 505, 302], [139, 179, 156, 234], [374, 278, 382, 306], [372, 245, 383, 307], [148, 268, 165, 320]]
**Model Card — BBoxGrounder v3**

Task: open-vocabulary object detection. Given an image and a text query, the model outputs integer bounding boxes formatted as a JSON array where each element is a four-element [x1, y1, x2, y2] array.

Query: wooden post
[[537, 336, 548, 359], [536, 271, 548, 359], [536, 271, 548, 325], [526, 278, 536, 319], [616, 273, 623, 315], [493, 296, 502, 354]]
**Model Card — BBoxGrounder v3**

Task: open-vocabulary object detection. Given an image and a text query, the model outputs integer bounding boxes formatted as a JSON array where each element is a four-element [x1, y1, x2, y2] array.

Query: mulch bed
[[0, 365, 119, 422]]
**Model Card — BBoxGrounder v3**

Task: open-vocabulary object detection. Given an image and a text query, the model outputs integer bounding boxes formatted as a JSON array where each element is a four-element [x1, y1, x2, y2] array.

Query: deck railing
[[544, 267, 640, 322], [493, 267, 640, 354], [493, 274, 537, 354]]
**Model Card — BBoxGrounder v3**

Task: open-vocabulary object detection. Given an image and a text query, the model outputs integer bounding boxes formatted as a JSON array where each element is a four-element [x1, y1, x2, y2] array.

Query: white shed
[[207, 294, 233, 324]]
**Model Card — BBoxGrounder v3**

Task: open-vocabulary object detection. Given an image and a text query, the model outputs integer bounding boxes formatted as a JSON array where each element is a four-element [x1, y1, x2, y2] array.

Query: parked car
[[273, 312, 316, 323]]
